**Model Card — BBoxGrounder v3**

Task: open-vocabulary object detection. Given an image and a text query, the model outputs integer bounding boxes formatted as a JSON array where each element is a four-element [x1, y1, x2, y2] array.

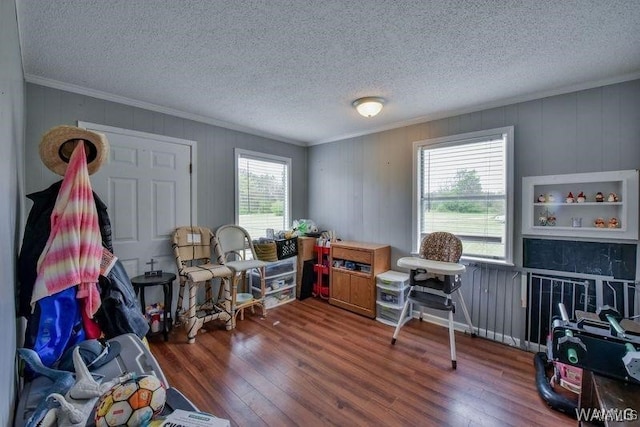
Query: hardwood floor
[[149, 298, 576, 427]]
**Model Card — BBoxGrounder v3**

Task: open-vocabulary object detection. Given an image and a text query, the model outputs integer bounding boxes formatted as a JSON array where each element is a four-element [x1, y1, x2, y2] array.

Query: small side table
[[131, 273, 176, 341]]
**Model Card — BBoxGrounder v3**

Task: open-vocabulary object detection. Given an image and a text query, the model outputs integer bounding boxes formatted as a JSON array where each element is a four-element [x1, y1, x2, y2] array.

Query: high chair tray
[[397, 257, 465, 275]]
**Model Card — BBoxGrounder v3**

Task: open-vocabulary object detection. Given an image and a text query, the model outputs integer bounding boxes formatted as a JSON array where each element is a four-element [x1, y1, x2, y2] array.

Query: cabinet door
[[331, 269, 351, 303], [350, 275, 372, 311]]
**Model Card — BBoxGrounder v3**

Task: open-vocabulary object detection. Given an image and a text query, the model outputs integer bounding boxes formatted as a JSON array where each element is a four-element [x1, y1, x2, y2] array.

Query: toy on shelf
[[565, 192, 575, 203], [537, 194, 546, 203], [576, 192, 586, 203], [608, 217, 619, 228], [546, 213, 556, 226], [538, 209, 557, 226], [608, 192, 619, 202], [595, 192, 604, 202], [594, 217, 606, 228]]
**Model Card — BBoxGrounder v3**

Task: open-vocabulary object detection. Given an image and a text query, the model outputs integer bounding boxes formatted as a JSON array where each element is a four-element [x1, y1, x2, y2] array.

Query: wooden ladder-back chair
[[172, 226, 234, 343], [392, 231, 476, 369], [214, 224, 267, 328]]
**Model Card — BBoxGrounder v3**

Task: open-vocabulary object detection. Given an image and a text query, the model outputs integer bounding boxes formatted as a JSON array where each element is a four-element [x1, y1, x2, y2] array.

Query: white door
[[80, 122, 195, 280]]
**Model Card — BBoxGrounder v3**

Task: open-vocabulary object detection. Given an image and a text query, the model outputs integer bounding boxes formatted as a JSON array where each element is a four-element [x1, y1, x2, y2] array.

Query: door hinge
[[189, 163, 192, 174]]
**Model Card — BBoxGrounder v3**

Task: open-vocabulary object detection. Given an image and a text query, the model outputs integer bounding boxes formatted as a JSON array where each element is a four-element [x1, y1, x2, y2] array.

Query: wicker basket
[[254, 241, 278, 262]]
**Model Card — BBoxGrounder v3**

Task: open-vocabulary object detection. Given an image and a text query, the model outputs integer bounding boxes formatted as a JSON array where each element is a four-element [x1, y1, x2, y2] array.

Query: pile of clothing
[[17, 125, 148, 368]]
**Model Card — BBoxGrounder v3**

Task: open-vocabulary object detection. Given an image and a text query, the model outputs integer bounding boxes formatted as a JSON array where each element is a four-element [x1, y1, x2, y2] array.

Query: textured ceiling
[[16, 1, 640, 145]]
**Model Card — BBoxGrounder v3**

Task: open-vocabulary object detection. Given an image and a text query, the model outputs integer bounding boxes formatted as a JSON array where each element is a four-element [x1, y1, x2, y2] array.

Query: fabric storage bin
[[376, 301, 412, 327], [376, 270, 410, 289], [377, 283, 410, 306]]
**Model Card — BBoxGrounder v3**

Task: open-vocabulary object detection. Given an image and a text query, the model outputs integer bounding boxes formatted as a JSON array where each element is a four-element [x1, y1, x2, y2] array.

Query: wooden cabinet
[[578, 371, 640, 426], [329, 241, 390, 318], [522, 169, 639, 241]]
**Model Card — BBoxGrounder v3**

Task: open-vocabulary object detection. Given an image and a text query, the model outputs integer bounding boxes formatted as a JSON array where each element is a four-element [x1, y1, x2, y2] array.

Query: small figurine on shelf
[[546, 212, 556, 226], [565, 192, 575, 203], [547, 194, 555, 202], [537, 194, 546, 203], [608, 192, 619, 202], [594, 217, 606, 228], [608, 217, 619, 228], [595, 192, 604, 202], [576, 192, 586, 203], [538, 215, 547, 226]]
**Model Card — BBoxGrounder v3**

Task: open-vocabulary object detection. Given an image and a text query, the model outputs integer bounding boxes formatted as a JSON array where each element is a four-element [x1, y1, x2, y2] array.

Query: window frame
[[412, 126, 514, 265], [234, 148, 292, 238]]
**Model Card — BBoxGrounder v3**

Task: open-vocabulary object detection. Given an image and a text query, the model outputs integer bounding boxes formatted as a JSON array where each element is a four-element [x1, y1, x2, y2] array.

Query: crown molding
[[24, 74, 308, 147], [25, 72, 640, 147], [311, 72, 640, 145]]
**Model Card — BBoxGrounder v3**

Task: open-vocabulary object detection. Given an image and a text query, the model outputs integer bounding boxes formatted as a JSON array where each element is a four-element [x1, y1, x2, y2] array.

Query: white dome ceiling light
[[352, 97, 385, 118]]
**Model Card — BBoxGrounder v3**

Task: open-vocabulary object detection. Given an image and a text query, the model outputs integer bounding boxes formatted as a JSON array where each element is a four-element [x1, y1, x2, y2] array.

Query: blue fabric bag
[[30, 287, 85, 367]]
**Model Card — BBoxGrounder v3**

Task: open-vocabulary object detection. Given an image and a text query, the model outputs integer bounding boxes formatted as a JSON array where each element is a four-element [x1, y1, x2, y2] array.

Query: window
[[235, 149, 291, 239], [413, 126, 514, 264]]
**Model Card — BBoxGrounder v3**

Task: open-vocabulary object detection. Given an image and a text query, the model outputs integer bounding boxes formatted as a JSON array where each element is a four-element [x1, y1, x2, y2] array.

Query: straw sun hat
[[39, 125, 109, 176]]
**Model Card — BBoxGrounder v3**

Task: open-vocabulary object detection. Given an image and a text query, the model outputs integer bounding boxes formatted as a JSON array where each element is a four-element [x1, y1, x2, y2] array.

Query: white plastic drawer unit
[[376, 283, 410, 306], [376, 270, 410, 289], [263, 256, 296, 276], [376, 301, 412, 327], [250, 256, 297, 309]]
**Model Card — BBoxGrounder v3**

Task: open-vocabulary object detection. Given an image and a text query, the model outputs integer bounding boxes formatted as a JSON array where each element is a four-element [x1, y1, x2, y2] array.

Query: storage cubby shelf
[[522, 169, 638, 241]]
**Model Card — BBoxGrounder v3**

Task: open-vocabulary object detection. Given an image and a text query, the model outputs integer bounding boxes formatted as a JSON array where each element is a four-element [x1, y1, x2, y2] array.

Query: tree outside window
[[414, 127, 514, 264]]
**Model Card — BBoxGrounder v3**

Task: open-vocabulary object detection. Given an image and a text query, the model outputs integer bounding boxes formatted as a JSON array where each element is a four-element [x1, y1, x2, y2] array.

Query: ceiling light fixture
[[352, 96, 385, 118]]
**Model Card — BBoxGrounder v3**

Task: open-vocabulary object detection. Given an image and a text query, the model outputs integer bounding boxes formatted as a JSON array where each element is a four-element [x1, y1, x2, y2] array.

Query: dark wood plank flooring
[[149, 298, 576, 426]]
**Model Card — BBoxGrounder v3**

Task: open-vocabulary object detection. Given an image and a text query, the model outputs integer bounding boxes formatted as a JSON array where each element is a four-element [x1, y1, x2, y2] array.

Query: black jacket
[[17, 180, 113, 318]]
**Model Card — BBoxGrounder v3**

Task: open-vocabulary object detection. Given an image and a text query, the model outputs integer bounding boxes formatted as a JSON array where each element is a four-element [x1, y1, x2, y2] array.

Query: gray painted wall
[[308, 80, 640, 267], [24, 84, 309, 231], [1, 0, 24, 424]]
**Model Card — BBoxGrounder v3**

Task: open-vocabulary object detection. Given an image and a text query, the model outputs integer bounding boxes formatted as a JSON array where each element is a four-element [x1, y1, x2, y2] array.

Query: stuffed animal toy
[[17, 346, 134, 427]]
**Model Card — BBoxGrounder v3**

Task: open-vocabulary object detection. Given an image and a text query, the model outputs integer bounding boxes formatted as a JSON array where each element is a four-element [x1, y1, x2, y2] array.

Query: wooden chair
[[172, 226, 234, 343], [392, 232, 476, 369], [213, 224, 267, 328]]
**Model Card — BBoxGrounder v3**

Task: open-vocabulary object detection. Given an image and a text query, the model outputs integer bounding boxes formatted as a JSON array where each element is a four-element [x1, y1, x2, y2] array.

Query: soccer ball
[[94, 374, 166, 427]]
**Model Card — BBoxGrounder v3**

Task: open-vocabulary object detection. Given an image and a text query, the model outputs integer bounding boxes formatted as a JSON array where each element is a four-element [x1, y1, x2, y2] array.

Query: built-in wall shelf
[[522, 169, 639, 241]]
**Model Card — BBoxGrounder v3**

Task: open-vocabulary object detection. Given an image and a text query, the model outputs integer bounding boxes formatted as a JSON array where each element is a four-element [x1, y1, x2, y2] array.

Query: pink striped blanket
[[31, 142, 103, 317]]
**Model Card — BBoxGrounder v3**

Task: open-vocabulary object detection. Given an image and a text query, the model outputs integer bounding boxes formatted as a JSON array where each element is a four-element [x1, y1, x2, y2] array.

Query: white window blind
[[235, 149, 291, 239], [414, 127, 513, 263]]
